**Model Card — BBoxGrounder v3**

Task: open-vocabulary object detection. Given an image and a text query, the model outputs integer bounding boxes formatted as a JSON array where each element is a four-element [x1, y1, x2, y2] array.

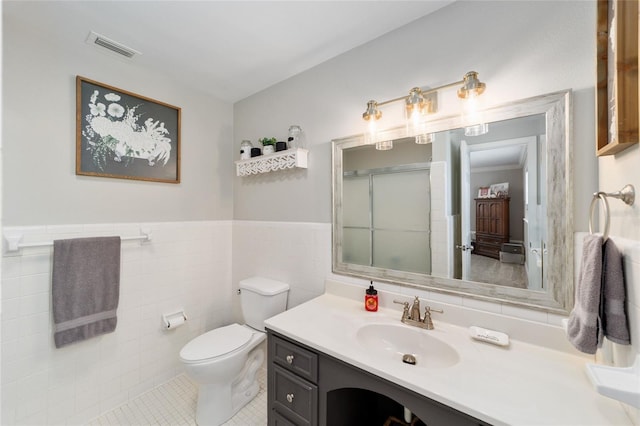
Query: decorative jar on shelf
[[287, 125, 304, 149], [239, 140, 253, 160]]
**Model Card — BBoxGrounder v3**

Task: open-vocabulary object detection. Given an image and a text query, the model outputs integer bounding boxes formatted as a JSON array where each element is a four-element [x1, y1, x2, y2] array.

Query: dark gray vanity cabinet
[[267, 330, 490, 426], [268, 332, 319, 426]]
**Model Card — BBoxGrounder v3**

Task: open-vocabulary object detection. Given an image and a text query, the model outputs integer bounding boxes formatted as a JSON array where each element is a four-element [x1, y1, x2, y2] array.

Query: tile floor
[[88, 370, 267, 426]]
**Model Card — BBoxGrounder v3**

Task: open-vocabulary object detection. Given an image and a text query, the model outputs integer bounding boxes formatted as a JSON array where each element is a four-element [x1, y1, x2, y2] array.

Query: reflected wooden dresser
[[474, 197, 510, 259]]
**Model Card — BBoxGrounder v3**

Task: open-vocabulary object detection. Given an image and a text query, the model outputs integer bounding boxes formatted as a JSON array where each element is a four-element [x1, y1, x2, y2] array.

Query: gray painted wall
[[233, 1, 597, 232], [3, 13, 234, 226], [4, 1, 599, 232]]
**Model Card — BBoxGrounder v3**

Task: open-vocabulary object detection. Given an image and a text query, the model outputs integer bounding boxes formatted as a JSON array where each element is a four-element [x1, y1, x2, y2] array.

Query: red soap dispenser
[[365, 282, 378, 312]]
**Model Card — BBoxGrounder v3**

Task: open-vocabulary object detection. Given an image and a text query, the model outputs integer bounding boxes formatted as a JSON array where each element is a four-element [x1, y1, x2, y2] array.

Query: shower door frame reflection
[[342, 163, 432, 275]]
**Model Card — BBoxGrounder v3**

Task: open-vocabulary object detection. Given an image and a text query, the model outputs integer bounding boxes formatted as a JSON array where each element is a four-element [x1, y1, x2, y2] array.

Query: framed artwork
[[595, 0, 638, 156], [490, 182, 509, 198], [76, 76, 181, 183], [477, 187, 490, 198]]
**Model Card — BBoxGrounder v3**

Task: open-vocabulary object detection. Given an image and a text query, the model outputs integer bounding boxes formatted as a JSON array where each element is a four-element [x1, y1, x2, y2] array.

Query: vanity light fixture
[[458, 71, 488, 136], [362, 71, 487, 149]]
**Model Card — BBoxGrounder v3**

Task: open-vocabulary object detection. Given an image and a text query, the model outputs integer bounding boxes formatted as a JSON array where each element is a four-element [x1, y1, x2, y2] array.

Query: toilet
[[179, 277, 289, 425]]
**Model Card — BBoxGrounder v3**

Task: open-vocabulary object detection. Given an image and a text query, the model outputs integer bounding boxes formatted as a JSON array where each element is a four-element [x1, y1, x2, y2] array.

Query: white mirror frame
[[332, 90, 573, 313]]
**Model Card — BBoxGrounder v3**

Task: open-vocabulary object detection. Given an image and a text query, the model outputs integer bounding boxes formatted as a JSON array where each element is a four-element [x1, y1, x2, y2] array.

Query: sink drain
[[402, 354, 416, 365]]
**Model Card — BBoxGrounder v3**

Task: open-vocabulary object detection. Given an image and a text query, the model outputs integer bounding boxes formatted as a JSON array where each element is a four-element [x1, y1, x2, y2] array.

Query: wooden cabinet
[[475, 198, 510, 259]]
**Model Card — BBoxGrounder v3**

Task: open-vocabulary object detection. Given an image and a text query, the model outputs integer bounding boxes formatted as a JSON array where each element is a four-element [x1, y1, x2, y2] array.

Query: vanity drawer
[[270, 334, 318, 383], [272, 365, 318, 426]]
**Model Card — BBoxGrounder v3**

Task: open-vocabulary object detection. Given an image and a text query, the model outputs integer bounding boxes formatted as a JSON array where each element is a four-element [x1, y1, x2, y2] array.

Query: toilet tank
[[239, 277, 289, 331]]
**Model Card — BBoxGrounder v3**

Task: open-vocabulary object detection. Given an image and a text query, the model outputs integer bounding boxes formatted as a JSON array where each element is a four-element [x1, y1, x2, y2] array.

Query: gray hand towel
[[602, 239, 630, 345], [567, 234, 603, 354], [52, 236, 121, 348]]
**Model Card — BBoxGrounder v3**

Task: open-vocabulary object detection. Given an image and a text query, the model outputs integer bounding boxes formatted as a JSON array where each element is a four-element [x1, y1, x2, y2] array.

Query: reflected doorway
[[460, 134, 543, 289]]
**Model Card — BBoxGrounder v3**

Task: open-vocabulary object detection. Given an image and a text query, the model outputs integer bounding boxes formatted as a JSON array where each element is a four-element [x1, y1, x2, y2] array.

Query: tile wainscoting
[[231, 221, 331, 314], [1, 221, 233, 425], [2, 220, 638, 425]]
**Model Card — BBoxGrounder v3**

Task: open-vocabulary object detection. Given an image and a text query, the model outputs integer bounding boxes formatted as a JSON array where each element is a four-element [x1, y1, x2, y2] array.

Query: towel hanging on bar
[[52, 236, 121, 348]]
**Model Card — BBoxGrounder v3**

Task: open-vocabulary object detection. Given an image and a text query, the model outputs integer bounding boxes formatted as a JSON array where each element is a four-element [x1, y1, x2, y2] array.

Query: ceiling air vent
[[86, 31, 141, 59]]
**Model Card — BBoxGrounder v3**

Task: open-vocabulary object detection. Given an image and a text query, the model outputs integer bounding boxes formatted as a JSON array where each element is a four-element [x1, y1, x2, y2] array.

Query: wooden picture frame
[[489, 182, 509, 198], [596, 0, 639, 156], [477, 187, 490, 198], [76, 76, 181, 183]]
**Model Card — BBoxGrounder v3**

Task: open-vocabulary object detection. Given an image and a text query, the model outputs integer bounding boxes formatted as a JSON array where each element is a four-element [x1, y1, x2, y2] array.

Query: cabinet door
[[272, 365, 318, 426], [489, 201, 506, 235], [271, 410, 298, 426], [476, 201, 489, 234]]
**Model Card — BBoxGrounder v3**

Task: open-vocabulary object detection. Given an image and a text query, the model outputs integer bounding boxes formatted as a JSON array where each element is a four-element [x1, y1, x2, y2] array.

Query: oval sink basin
[[356, 324, 459, 369]]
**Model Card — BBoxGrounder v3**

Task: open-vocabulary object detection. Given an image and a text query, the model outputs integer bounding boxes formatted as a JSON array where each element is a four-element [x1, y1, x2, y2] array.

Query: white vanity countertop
[[264, 293, 632, 426]]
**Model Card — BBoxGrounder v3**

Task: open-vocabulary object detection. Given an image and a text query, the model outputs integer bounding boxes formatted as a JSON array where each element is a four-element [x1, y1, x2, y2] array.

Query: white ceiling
[[470, 145, 526, 171], [4, 1, 454, 102]]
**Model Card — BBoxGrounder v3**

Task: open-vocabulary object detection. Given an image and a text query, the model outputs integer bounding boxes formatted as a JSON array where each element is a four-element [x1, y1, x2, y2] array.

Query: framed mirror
[[332, 91, 573, 313]]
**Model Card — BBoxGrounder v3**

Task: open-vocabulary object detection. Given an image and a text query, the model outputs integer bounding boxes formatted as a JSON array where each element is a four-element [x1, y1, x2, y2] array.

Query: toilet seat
[[180, 323, 254, 364]]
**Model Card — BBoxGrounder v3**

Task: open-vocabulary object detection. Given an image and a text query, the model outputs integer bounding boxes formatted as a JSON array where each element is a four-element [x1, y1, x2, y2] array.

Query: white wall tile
[[19, 272, 50, 297], [501, 304, 549, 323], [1, 221, 231, 425], [232, 221, 332, 313], [607, 236, 640, 367], [1, 256, 21, 279], [462, 297, 502, 314], [3, 219, 637, 425], [2, 276, 21, 300]]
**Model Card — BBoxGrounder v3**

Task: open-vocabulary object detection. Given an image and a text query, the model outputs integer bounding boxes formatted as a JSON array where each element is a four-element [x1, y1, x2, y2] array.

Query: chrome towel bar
[[3, 228, 152, 253]]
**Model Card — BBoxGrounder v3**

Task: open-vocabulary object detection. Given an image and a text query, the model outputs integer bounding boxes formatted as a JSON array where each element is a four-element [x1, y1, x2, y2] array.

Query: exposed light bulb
[[365, 116, 378, 144], [405, 87, 428, 137], [461, 93, 488, 136], [363, 100, 381, 144], [415, 133, 435, 144], [375, 140, 393, 150]]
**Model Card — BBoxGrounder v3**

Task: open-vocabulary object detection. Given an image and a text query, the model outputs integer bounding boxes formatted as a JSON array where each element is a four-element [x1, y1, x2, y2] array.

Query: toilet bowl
[[179, 277, 289, 426]]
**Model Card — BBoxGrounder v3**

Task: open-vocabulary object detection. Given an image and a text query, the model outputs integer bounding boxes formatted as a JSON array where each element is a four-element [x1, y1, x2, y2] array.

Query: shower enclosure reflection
[[342, 141, 432, 274]]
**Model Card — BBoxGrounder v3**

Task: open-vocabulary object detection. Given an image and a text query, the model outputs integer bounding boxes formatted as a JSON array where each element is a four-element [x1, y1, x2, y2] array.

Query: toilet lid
[[180, 324, 253, 363]]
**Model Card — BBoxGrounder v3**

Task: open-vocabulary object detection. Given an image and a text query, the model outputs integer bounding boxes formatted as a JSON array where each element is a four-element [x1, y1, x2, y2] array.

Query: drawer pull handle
[[286, 393, 295, 403], [286, 355, 294, 364]]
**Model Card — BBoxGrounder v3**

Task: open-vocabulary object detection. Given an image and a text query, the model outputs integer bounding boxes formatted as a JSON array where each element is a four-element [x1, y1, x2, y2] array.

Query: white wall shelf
[[585, 355, 640, 408], [235, 148, 308, 177]]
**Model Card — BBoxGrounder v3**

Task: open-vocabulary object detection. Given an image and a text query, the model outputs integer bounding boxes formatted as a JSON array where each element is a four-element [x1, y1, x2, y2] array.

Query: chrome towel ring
[[588, 184, 635, 242]]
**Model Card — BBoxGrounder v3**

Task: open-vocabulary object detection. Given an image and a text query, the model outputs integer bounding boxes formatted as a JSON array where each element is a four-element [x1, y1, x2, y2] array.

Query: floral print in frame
[[76, 76, 181, 183]]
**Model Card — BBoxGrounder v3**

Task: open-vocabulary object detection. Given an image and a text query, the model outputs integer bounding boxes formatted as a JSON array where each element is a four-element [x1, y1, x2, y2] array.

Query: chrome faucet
[[393, 297, 443, 330]]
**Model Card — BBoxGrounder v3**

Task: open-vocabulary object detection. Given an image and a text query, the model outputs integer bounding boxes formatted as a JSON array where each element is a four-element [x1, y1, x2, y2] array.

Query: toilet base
[[195, 347, 265, 425]]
